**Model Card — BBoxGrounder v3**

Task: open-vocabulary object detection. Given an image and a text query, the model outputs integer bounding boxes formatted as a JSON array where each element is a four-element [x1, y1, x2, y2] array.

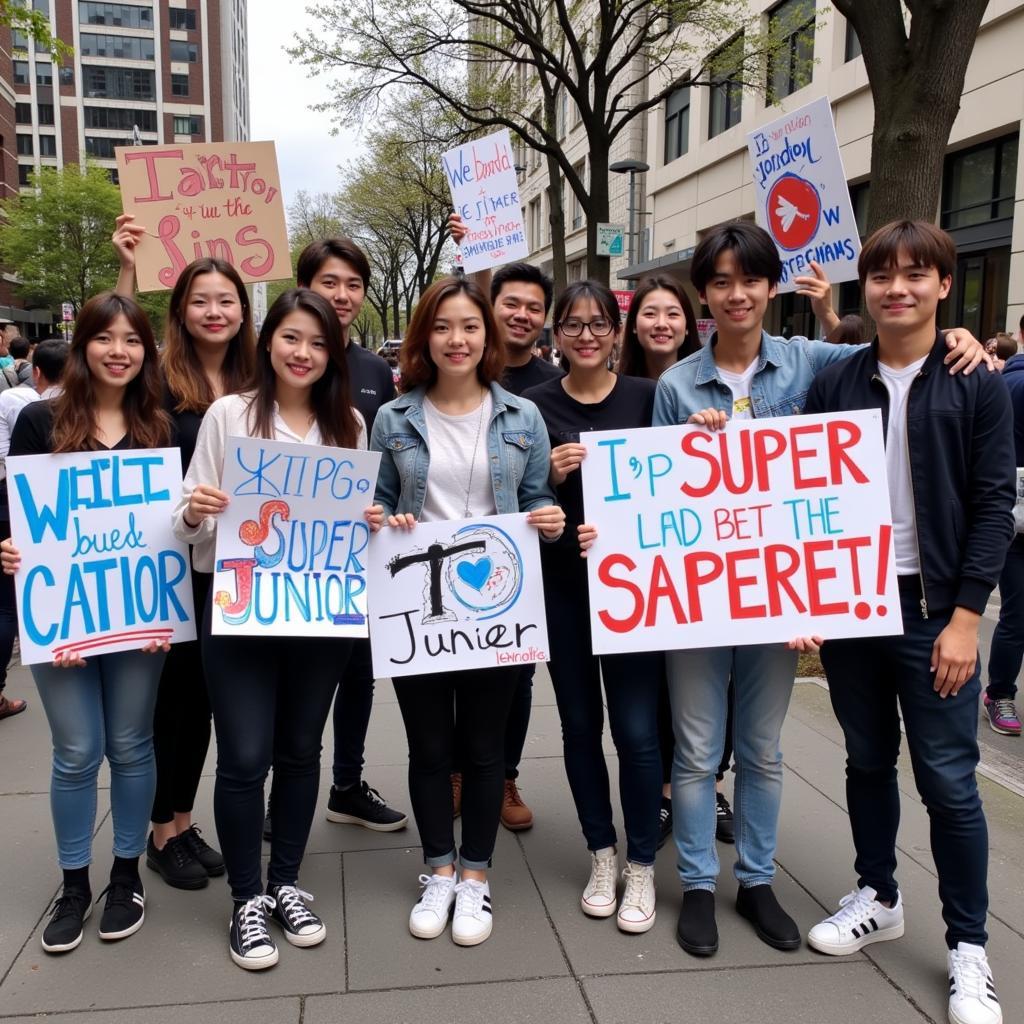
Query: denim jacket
[[653, 331, 859, 425], [370, 381, 556, 519]]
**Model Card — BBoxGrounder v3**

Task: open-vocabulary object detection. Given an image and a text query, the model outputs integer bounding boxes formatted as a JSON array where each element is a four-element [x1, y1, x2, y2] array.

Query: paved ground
[[0, 639, 1022, 1024]]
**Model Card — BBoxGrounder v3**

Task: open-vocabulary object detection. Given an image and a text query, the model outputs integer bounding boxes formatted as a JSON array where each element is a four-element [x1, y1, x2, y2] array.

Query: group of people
[[0, 207, 1013, 1024]]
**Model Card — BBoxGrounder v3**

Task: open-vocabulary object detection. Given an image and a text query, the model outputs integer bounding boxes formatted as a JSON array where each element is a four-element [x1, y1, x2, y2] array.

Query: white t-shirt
[[718, 359, 758, 420], [421, 393, 497, 522], [878, 355, 927, 574]]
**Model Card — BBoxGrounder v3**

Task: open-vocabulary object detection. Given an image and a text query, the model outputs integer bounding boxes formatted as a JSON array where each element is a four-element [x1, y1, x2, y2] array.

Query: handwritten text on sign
[[747, 96, 861, 291], [115, 141, 291, 292], [6, 449, 195, 665], [368, 514, 550, 677], [442, 129, 529, 274], [580, 411, 901, 653], [213, 437, 381, 638]]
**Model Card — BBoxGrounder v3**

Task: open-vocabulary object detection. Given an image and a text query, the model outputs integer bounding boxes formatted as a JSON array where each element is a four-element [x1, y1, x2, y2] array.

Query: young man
[[804, 221, 1011, 1024], [652, 221, 986, 960]]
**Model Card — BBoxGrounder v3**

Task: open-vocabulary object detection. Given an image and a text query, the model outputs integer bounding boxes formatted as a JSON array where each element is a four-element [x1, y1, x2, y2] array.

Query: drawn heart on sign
[[457, 557, 493, 592]]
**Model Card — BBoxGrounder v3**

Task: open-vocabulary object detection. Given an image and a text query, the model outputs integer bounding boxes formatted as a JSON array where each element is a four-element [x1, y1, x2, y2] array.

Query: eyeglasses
[[558, 317, 614, 338]]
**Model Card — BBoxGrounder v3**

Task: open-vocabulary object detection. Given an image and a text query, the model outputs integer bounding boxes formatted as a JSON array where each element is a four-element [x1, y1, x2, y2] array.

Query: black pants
[[151, 570, 213, 823], [331, 636, 374, 789], [0, 514, 15, 697], [393, 666, 519, 869]]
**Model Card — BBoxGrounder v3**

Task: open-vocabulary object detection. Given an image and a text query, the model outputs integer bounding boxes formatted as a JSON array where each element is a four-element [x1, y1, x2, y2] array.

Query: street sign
[[61, 302, 73, 322], [597, 224, 625, 257], [612, 289, 633, 314]]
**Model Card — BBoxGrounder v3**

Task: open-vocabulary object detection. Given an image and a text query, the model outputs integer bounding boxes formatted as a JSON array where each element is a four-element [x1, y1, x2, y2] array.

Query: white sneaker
[[948, 943, 1002, 1024], [807, 885, 905, 955], [408, 873, 457, 939], [451, 878, 492, 946], [581, 847, 618, 918], [616, 862, 656, 934]]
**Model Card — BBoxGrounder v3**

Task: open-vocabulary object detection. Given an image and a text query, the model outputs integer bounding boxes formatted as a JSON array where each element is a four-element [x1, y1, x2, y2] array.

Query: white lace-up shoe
[[948, 943, 1002, 1024], [408, 873, 457, 939], [581, 847, 618, 918], [807, 885, 904, 955], [451, 878, 492, 946], [616, 862, 656, 934]]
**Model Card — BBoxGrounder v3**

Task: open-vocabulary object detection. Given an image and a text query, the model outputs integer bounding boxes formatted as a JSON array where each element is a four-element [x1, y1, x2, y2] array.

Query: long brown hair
[[400, 276, 504, 390], [618, 274, 701, 378], [245, 288, 360, 448], [51, 292, 171, 452], [163, 258, 256, 413]]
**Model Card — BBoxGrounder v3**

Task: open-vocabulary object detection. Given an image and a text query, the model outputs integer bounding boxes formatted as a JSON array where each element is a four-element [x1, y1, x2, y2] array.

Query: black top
[[162, 383, 203, 474], [503, 355, 564, 397], [347, 342, 395, 435], [523, 373, 656, 561], [8, 399, 143, 457]]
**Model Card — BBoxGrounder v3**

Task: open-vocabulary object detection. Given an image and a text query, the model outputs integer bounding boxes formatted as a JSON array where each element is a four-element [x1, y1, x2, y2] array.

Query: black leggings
[[0, 515, 15, 697]]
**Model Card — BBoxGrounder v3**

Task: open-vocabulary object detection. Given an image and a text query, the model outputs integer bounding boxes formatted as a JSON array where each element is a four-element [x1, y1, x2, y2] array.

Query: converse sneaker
[[41, 888, 92, 953], [409, 873, 457, 939], [617, 862, 656, 934], [268, 884, 326, 947], [984, 695, 1021, 737], [715, 792, 735, 843], [452, 878, 492, 946], [948, 942, 1002, 1024], [807, 886, 904, 955], [180, 824, 225, 877], [97, 879, 145, 941], [581, 847, 618, 918], [656, 797, 672, 850], [230, 894, 278, 970], [146, 832, 207, 890], [326, 780, 408, 832]]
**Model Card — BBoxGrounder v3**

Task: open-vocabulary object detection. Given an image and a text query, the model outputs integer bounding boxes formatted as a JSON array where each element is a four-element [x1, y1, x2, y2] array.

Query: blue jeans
[[986, 537, 1024, 701], [666, 644, 797, 890], [821, 584, 988, 948], [33, 650, 163, 868]]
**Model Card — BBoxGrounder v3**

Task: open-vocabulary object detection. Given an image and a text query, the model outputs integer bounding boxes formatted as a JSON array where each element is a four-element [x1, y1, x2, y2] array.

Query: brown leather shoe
[[451, 772, 462, 818], [0, 695, 27, 720], [500, 778, 533, 831]]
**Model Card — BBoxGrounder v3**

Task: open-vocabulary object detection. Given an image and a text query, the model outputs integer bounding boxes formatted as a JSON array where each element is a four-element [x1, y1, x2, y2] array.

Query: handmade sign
[[6, 449, 195, 664], [580, 411, 901, 653], [115, 140, 291, 292], [442, 129, 529, 274], [212, 437, 381, 637], [368, 514, 550, 677], [747, 96, 861, 292]]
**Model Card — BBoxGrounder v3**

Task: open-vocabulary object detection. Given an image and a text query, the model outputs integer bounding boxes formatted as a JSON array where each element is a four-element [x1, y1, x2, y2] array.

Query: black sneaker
[[326, 780, 408, 832], [268, 884, 327, 947], [715, 792, 735, 844], [263, 809, 272, 842], [180, 825, 225, 877], [146, 832, 208, 890], [657, 797, 673, 850], [676, 889, 718, 957], [41, 888, 92, 954], [230, 895, 278, 971], [97, 879, 145, 941]]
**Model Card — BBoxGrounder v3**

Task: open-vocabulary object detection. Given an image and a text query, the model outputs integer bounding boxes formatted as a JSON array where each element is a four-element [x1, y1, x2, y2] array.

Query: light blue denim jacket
[[653, 331, 860, 424], [370, 381, 556, 519]]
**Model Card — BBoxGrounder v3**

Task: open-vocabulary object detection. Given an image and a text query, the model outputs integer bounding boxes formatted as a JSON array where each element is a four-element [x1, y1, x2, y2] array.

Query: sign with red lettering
[[115, 141, 291, 292], [580, 411, 901, 653]]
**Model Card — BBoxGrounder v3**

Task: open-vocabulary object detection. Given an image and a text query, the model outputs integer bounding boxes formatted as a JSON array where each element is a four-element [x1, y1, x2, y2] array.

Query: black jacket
[[804, 333, 1014, 617]]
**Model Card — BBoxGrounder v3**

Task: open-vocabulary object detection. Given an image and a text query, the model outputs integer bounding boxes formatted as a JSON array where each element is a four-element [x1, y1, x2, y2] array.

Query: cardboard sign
[[212, 437, 381, 637], [6, 448, 195, 665], [747, 97, 861, 292], [115, 141, 291, 292], [580, 411, 901, 653], [368, 514, 550, 677], [443, 129, 529, 274]]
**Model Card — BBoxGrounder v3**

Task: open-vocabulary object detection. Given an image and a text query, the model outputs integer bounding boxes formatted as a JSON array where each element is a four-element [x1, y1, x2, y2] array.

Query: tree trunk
[[541, 93, 568, 296], [586, 145, 611, 286]]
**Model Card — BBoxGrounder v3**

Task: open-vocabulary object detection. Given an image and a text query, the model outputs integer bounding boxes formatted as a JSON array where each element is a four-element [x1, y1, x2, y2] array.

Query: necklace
[[460, 389, 487, 518]]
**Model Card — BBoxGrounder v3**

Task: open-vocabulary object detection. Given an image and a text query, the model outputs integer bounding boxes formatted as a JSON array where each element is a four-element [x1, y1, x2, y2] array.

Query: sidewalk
[[0, 662, 1022, 1024]]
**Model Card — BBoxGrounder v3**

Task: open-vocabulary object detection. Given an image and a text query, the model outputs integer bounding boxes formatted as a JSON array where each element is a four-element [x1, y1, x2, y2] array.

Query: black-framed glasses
[[558, 317, 614, 338]]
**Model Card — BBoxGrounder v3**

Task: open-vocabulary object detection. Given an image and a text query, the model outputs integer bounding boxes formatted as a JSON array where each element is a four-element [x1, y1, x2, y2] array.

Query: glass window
[[942, 135, 1019, 229], [848, 181, 870, 236], [768, 0, 815, 103], [845, 24, 862, 62], [79, 2, 153, 29], [13, 60, 30, 86], [169, 40, 198, 63], [169, 8, 197, 30], [38, 134, 57, 157], [37, 103, 55, 125], [708, 72, 742, 138], [84, 106, 157, 132], [85, 135, 132, 158], [83, 65, 155, 100], [18, 164, 32, 187], [17, 134, 33, 156], [664, 81, 690, 163], [79, 33, 154, 60], [173, 115, 201, 135], [36, 62, 53, 86], [171, 72, 189, 96], [11, 30, 30, 50], [15, 103, 32, 124]]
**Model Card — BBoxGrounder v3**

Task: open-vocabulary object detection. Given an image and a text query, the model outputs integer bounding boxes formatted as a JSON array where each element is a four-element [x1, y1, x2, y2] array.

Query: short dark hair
[[296, 238, 371, 289], [552, 280, 622, 335], [8, 336, 29, 359], [858, 220, 956, 284], [31, 338, 68, 382], [490, 262, 554, 314], [691, 221, 782, 292]]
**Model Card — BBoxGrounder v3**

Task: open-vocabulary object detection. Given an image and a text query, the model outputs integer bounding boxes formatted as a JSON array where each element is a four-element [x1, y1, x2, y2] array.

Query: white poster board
[[747, 96, 861, 292], [6, 448, 195, 664], [212, 437, 380, 637], [368, 514, 550, 677], [580, 411, 902, 654], [442, 129, 529, 274]]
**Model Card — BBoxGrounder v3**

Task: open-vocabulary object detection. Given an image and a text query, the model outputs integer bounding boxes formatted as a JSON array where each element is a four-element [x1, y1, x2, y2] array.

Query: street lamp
[[610, 159, 650, 283]]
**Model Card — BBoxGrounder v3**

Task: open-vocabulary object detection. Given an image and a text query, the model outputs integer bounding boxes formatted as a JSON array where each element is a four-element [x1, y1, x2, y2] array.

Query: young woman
[[114, 215, 257, 889], [1, 293, 173, 954], [367, 276, 563, 947], [173, 288, 364, 971], [523, 280, 663, 934]]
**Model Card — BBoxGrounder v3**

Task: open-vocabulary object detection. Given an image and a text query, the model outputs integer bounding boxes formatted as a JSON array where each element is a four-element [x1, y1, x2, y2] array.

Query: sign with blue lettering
[[212, 436, 381, 637], [747, 96, 860, 292], [6, 448, 196, 665], [367, 514, 550, 677]]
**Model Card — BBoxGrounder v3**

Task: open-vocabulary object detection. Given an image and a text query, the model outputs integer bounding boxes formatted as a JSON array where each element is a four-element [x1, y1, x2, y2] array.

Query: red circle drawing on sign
[[767, 173, 821, 251]]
